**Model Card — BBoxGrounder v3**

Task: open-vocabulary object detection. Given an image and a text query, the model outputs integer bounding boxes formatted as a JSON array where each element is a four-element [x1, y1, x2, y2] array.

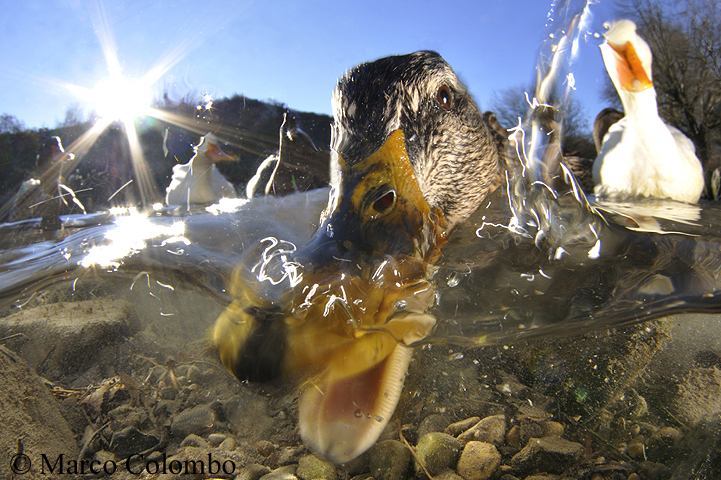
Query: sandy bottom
[[0, 275, 720, 479]]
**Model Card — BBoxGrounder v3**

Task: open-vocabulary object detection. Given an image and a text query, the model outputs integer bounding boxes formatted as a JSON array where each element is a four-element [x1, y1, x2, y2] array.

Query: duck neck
[[621, 87, 661, 124], [190, 154, 214, 177]]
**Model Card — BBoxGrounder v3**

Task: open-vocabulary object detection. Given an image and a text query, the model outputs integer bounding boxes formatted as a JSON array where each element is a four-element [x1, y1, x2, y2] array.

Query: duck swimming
[[165, 133, 238, 207], [212, 51, 502, 462], [592, 20, 704, 203]]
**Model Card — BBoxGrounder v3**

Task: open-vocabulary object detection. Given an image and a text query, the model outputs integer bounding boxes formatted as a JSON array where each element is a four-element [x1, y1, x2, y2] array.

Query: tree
[[0, 114, 25, 134], [57, 105, 86, 128], [602, 0, 721, 171]]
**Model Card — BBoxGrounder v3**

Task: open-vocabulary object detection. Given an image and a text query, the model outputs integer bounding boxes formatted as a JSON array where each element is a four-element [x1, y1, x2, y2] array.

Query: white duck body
[[165, 133, 238, 207], [592, 20, 704, 203]]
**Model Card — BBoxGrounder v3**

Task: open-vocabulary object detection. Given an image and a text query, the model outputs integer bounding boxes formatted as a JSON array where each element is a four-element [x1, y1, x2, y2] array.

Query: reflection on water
[[2, 183, 719, 342]]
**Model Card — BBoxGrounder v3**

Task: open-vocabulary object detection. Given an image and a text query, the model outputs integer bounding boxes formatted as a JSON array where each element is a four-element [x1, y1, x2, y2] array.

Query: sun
[[91, 76, 153, 124], [30, 0, 232, 209]]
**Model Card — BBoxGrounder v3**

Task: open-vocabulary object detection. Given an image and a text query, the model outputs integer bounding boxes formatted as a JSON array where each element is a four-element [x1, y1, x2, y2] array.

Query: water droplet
[[354, 409, 363, 418], [446, 272, 461, 288], [375, 415, 384, 422], [448, 352, 464, 361]]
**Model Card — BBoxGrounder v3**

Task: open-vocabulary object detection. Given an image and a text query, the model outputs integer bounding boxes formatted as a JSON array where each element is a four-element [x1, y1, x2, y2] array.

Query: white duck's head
[[601, 19, 654, 95], [192, 133, 236, 168]]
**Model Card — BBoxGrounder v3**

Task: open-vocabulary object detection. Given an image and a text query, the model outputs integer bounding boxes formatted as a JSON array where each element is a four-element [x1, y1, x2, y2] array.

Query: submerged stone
[[414, 432, 461, 476], [368, 440, 410, 480], [456, 441, 501, 480], [509, 437, 583, 475]]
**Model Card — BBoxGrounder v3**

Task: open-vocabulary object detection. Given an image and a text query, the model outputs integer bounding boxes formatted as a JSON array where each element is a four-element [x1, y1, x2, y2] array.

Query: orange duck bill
[[604, 40, 653, 93], [212, 129, 447, 463]]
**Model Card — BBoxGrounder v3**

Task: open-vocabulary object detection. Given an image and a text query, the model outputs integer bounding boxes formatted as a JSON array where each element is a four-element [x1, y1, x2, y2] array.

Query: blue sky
[[0, 0, 618, 130]]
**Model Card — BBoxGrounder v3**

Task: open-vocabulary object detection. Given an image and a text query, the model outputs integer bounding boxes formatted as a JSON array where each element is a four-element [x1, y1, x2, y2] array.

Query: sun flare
[[91, 76, 152, 123]]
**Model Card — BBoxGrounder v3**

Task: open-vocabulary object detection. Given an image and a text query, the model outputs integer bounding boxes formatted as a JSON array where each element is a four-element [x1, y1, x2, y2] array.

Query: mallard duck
[[213, 51, 502, 463], [593, 108, 624, 155], [165, 133, 238, 207], [592, 19, 704, 203]]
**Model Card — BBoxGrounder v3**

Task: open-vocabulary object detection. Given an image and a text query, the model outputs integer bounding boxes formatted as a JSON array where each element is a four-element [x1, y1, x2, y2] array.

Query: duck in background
[[593, 108, 624, 155], [165, 133, 238, 207], [483, 109, 622, 195], [592, 19, 704, 203], [4, 136, 75, 229]]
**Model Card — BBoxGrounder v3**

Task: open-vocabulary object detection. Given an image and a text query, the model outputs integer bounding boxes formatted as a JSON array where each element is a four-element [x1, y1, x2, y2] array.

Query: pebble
[[627, 437, 646, 459], [259, 465, 298, 480], [180, 433, 209, 449], [510, 437, 583, 475], [296, 454, 338, 480], [517, 420, 544, 447], [256, 440, 277, 457], [434, 469, 466, 480], [495, 373, 528, 397], [541, 421, 564, 437], [187, 364, 203, 384], [368, 439, 410, 480], [208, 433, 227, 447], [417, 413, 450, 438], [236, 463, 272, 480], [267, 446, 302, 468], [220, 437, 237, 451], [108, 426, 159, 457], [445, 417, 480, 437], [654, 426, 682, 443], [170, 402, 216, 438], [349, 475, 373, 480], [506, 425, 521, 448], [414, 432, 461, 476], [457, 414, 506, 446], [456, 441, 501, 480]]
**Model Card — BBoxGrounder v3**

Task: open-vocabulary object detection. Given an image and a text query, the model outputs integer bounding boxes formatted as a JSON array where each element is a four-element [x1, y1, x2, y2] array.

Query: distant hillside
[[0, 95, 333, 214]]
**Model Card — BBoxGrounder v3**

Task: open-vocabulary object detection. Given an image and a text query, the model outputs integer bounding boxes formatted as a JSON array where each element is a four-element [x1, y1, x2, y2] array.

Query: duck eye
[[436, 85, 453, 111], [372, 191, 396, 213]]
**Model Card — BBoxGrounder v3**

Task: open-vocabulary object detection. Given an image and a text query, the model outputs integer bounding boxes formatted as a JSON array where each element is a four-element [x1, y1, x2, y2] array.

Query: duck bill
[[288, 129, 445, 462], [604, 41, 653, 93], [299, 343, 413, 463], [213, 129, 445, 463], [206, 142, 237, 162]]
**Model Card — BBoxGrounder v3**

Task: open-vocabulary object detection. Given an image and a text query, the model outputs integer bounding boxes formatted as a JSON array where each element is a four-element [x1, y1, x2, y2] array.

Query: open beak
[[213, 129, 446, 463], [206, 142, 238, 162], [604, 40, 653, 93]]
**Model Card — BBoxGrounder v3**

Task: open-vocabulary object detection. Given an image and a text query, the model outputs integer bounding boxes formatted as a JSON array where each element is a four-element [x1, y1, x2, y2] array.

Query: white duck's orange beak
[[606, 40, 654, 93], [205, 142, 237, 162]]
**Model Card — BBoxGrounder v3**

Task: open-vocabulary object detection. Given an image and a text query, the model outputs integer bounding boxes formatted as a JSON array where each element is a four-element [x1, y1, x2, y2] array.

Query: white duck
[[165, 133, 238, 207], [592, 19, 704, 203]]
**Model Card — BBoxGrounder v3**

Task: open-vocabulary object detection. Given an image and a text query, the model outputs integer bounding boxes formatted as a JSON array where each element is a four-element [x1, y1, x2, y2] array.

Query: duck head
[[213, 51, 501, 463], [193, 133, 237, 168], [601, 19, 654, 94]]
